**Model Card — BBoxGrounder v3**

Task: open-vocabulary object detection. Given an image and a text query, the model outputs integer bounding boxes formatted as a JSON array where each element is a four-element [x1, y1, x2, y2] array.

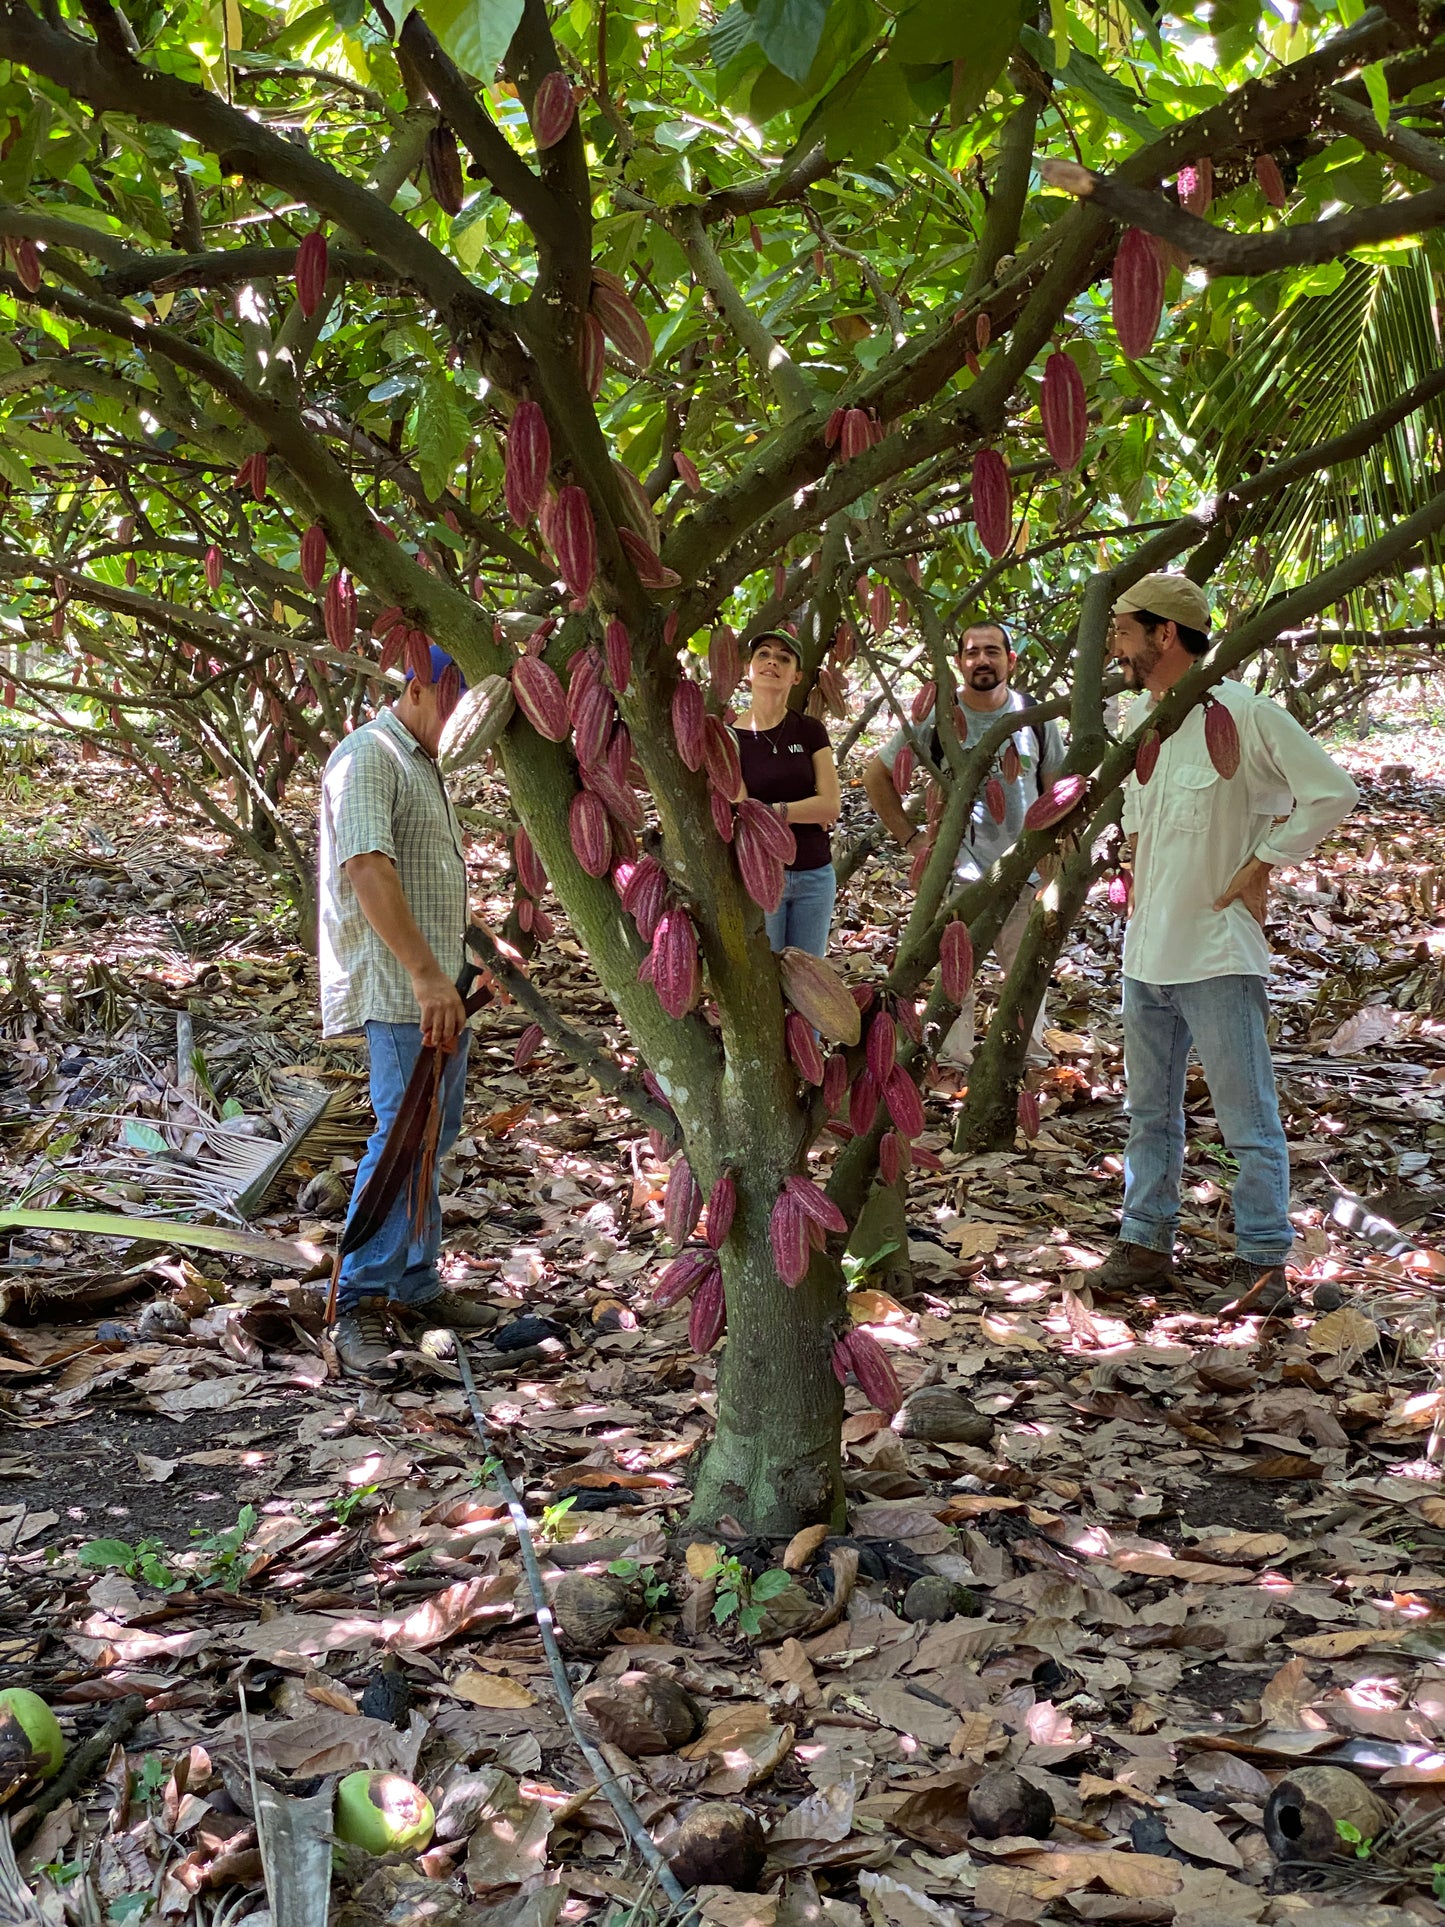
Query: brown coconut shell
[[1263, 1766, 1394, 1861], [552, 1570, 639, 1652], [581, 1671, 702, 1757], [664, 1802, 767, 1890], [892, 1387, 994, 1446], [968, 1768, 1055, 1841]]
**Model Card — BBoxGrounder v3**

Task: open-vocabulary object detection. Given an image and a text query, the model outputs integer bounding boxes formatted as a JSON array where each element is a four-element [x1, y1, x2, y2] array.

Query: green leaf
[[78, 1537, 138, 1571], [751, 1568, 793, 1601], [416, 0, 524, 80], [711, 1, 757, 62], [124, 1120, 170, 1153], [410, 376, 471, 499], [752, 0, 830, 81], [1049, 0, 1070, 71], [1362, 61, 1390, 133], [893, 0, 1018, 66], [948, 0, 1024, 123]]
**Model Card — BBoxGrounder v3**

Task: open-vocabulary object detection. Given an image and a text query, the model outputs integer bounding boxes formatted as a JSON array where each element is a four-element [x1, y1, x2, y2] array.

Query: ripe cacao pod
[[1203, 695, 1240, 779], [580, 313, 606, 398], [1041, 351, 1087, 471], [570, 789, 612, 876], [1002, 740, 1022, 785], [845, 1328, 903, 1417], [816, 665, 848, 719], [709, 626, 741, 702], [204, 546, 222, 591], [295, 228, 327, 318], [1179, 157, 1213, 217], [893, 745, 914, 795], [883, 1064, 925, 1140], [604, 618, 632, 693], [514, 1022, 544, 1069], [572, 680, 615, 773], [325, 570, 357, 651], [672, 678, 706, 771], [868, 581, 890, 632], [512, 656, 570, 741], [822, 1051, 847, 1116], [907, 835, 932, 891], [551, 485, 597, 600], [832, 621, 857, 667], [675, 451, 701, 494], [940, 921, 974, 1003], [703, 715, 741, 798], [786, 1010, 825, 1085], [532, 69, 577, 149], [849, 1068, 879, 1137], [824, 408, 846, 447], [618, 525, 679, 587], [1023, 772, 1087, 831], [504, 399, 550, 528], [706, 1173, 736, 1250], [735, 798, 796, 865], [770, 1192, 810, 1288], [780, 948, 861, 1044], [784, 1173, 846, 1235], [13, 237, 40, 293], [832, 1335, 854, 1385], [650, 908, 701, 1019], [590, 269, 653, 369], [299, 523, 327, 590], [514, 826, 547, 900], [879, 1131, 902, 1186], [1113, 227, 1165, 361], [971, 448, 1012, 559], [734, 820, 784, 913], [840, 409, 871, 461], [1255, 153, 1287, 208], [627, 863, 668, 943], [1018, 1089, 1040, 1139], [710, 787, 734, 843], [655, 1248, 712, 1309], [866, 1010, 897, 1085], [689, 1268, 726, 1353], [1135, 730, 1161, 785], [404, 629, 433, 683], [911, 680, 937, 725], [664, 1155, 703, 1248], [985, 778, 1006, 824], [425, 123, 465, 215]]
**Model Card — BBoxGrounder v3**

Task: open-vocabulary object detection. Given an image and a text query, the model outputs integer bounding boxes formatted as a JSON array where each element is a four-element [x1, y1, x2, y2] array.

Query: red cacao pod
[[1041, 351, 1087, 471], [883, 1064, 925, 1140], [770, 1192, 810, 1288], [590, 270, 654, 369], [784, 1173, 846, 1235], [675, 451, 701, 494], [879, 1131, 902, 1186], [868, 582, 891, 632], [1018, 1089, 1040, 1139], [1135, 730, 1161, 784], [971, 448, 1012, 558], [569, 789, 612, 876], [907, 835, 932, 891], [940, 921, 974, 1003], [13, 237, 40, 293], [672, 678, 706, 771], [824, 408, 846, 448], [572, 680, 616, 773], [709, 626, 741, 702], [299, 523, 327, 590], [550, 485, 597, 600], [1255, 153, 1287, 208], [832, 1336, 854, 1385], [1113, 227, 1165, 361], [324, 570, 357, 650], [786, 1011, 825, 1086], [664, 1154, 703, 1247], [896, 997, 922, 1046], [849, 1068, 879, 1137], [709, 787, 735, 843], [845, 1328, 902, 1417], [840, 408, 871, 461], [703, 715, 741, 798], [425, 123, 465, 215], [911, 679, 937, 725], [689, 1268, 726, 1353], [1002, 740, 1022, 785], [706, 1173, 736, 1250], [504, 399, 550, 528], [204, 546, 222, 591], [619, 525, 680, 588], [866, 1010, 896, 1086], [295, 228, 327, 318], [604, 618, 632, 693], [514, 1022, 544, 1069], [893, 744, 914, 795], [736, 797, 796, 864], [404, 630, 432, 683], [818, 1055, 845, 1119], [1203, 695, 1240, 779], [831, 621, 857, 667], [1179, 157, 1213, 216], [655, 1248, 712, 1309], [512, 655, 570, 741], [532, 69, 576, 149], [734, 822, 785, 913], [1024, 772, 1087, 831], [985, 778, 1006, 824], [650, 908, 701, 1018], [514, 826, 547, 900], [580, 313, 606, 398], [628, 863, 668, 943]]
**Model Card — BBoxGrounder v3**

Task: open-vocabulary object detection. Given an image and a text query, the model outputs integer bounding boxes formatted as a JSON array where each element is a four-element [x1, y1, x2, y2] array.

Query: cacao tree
[[4, 0, 1445, 1530]]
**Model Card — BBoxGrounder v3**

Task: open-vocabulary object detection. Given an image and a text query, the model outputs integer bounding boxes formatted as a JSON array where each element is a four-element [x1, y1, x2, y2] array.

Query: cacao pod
[[1113, 227, 1166, 361], [1255, 153, 1287, 208], [504, 399, 551, 528], [551, 485, 597, 599], [572, 679, 616, 772], [514, 1022, 544, 1070], [786, 1011, 825, 1085], [324, 570, 357, 651], [569, 789, 612, 877], [1018, 1089, 1040, 1139], [822, 1051, 847, 1116], [516, 892, 535, 933], [840, 409, 871, 461], [824, 408, 846, 448], [1002, 740, 1021, 785], [879, 1131, 902, 1186], [832, 1335, 854, 1385], [868, 582, 890, 632], [1023, 772, 1087, 830], [896, 997, 922, 1046], [816, 665, 848, 719], [436, 661, 462, 721], [425, 123, 465, 215], [770, 1192, 810, 1288], [866, 1010, 897, 1085], [733, 816, 785, 913], [13, 237, 40, 293], [736, 796, 796, 865], [709, 626, 741, 702], [675, 451, 701, 494], [911, 679, 937, 725], [706, 1174, 736, 1250], [650, 908, 701, 1019], [709, 786, 735, 843], [299, 523, 327, 590], [883, 1064, 925, 1140], [689, 1269, 726, 1353], [849, 1068, 879, 1137], [976, 311, 991, 351], [512, 656, 570, 741], [404, 630, 432, 683], [627, 863, 668, 943], [703, 715, 741, 798], [204, 545, 222, 591], [604, 618, 632, 693], [985, 778, 1006, 823], [612, 459, 659, 550], [893, 746, 914, 795], [1179, 157, 1213, 216], [907, 835, 932, 891], [532, 69, 577, 149], [664, 1155, 703, 1248], [1203, 695, 1240, 779], [590, 269, 654, 368], [845, 1328, 903, 1417], [1041, 351, 1087, 471], [831, 621, 857, 667], [784, 1173, 846, 1235], [580, 313, 607, 398], [1135, 730, 1161, 785], [654, 1248, 712, 1309], [971, 448, 1012, 558], [620, 853, 663, 917], [672, 678, 706, 771], [514, 826, 547, 900], [295, 228, 327, 318], [940, 921, 974, 1003], [439, 674, 515, 772], [619, 525, 680, 588], [780, 948, 861, 1044], [1108, 872, 1129, 908]]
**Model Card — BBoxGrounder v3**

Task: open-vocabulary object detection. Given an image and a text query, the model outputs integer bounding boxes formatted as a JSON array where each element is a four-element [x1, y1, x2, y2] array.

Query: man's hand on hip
[[412, 962, 466, 1047], [1214, 856, 1273, 928]]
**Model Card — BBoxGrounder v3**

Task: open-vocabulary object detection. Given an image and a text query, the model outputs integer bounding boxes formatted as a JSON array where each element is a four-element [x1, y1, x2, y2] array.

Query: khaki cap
[[1113, 573, 1210, 632]]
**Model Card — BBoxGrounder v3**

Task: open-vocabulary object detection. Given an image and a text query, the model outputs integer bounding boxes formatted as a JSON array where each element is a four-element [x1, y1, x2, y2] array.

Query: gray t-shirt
[[880, 690, 1066, 882]]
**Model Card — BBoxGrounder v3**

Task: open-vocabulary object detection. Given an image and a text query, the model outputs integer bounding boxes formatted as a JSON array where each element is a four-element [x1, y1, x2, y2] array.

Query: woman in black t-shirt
[[734, 631, 841, 956]]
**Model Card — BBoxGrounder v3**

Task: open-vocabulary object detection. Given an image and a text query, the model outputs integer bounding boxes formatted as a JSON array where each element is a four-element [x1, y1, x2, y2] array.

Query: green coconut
[[334, 1771, 435, 1855], [0, 1688, 65, 1780]]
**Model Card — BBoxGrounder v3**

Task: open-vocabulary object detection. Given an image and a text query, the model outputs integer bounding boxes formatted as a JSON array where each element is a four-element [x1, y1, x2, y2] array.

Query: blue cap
[[405, 643, 466, 690]]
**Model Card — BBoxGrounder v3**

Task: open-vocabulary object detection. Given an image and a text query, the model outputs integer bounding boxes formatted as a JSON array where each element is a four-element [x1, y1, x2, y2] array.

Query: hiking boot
[[1090, 1240, 1176, 1292], [1209, 1262, 1293, 1315], [332, 1302, 401, 1380], [399, 1289, 501, 1335]]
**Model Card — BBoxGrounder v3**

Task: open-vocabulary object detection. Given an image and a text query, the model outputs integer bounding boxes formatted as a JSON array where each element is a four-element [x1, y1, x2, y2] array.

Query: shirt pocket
[[1160, 762, 1219, 833]]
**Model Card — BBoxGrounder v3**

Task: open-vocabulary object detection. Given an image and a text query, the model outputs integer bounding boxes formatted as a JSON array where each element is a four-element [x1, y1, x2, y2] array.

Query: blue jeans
[[337, 1021, 470, 1312], [764, 864, 836, 957], [1120, 976, 1292, 1267]]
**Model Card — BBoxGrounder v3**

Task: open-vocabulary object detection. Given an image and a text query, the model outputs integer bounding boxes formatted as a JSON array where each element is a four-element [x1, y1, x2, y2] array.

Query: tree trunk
[[849, 1176, 913, 1297]]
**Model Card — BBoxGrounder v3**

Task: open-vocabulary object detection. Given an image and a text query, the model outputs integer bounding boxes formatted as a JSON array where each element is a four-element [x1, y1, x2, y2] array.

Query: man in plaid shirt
[[319, 646, 497, 1379]]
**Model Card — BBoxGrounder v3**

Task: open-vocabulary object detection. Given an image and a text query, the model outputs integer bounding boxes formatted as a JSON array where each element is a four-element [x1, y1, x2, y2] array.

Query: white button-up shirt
[[1122, 679, 1358, 985]]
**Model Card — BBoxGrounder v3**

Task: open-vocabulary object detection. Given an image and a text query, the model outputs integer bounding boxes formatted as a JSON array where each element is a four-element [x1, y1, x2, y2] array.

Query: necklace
[[748, 714, 788, 754]]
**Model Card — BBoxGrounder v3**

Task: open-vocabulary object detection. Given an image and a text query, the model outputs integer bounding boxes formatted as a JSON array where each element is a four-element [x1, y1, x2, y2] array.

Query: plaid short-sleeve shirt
[[318, 707, 467, 1035]]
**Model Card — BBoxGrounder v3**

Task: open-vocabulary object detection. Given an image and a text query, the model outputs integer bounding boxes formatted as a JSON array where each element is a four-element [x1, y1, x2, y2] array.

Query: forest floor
[[2, 708, 1445, 1927]]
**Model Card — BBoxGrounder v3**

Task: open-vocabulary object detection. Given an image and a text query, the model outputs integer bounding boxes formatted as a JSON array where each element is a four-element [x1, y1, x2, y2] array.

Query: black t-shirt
[[735, 712, 832, 871]]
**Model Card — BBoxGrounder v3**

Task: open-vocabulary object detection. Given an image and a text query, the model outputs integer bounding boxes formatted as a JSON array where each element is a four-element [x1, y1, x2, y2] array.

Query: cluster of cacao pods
[[512, 824, 554, 941], [733, 797, 796, 914], [824, 406, 884, 462], [652, 1244, 726, 1353], [832, 1326, 903, 1416], [234, 452, 268, 502], [771, 1173, 847, 1287]]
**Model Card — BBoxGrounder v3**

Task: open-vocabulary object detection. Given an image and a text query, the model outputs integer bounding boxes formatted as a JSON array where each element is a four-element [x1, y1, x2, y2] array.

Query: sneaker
[[399, 1289, 502, 1334], [333, 1303, 401, 1380], [1210, 1262, 1293, 1315], [1090, 1240, 1176, 1292]]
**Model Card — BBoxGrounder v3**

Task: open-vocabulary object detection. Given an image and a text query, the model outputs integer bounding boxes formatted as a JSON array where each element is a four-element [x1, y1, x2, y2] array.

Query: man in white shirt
[[1095, 574, 1358, 1305]]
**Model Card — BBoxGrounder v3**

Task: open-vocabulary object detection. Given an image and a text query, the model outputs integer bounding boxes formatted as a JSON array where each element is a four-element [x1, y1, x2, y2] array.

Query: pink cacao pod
[[1255, 153, 1287, 208], [628, 866, 668, 944], [1179, 157, 1214, 216], [883, 1064, 925, 1140], [706, 1173, 736, 1250], [1018, 1089, 1040, 1139], [879, 1131, 902, 1186], [976, 311, 991, 351], [985, 778, 1006, 824], [689, 1268, 726, 1353], [1113, 227, 1166, 361], [504, 399, 550, 527], [1135, 730, 1161, 784], [840, 409, 871, 461], [832, 1335, 854, 1385], [295, 228, 327, 317], [822, 1051, 848, 1116], [514, 826, 547, 900], [512, 655, 570, 741], [13, 237, 40, 293], [784, 1173, 846, 1235], [1041, 351, 1087, 471], [866, 1010, 897, 1085], [709, 626, 741, 702], [325, 571, 357, 650], [514, 1022, 544, 1069], [703, 714, 741, 798], [664, 1155, 703, 1247], [675, 451, 701, 494], [907, 835, 932, 891], [580, 313, 606, 398], [940, 921, 974, 1003], [604, 618, 632, 693], [1203, 695, 1240, 779], [824, 408, 846, 448], [532, 905, 555, 941], [770, 1192, 810, 1288], [654, 1248, 711, 1310], [786, 1011, 825, 1085], [572, 679, 615, 771], [650, 908, 701, 1019], [1002, 740, 1022, 785], [896, 997, 922, 1046], [832, 620, 857, 667], [590, 271, 654, 368], [709, 787, 735, 843], [299, 523, 327, 590], [532, 70, 576, 149], [619, 525, 680, 587], [971, 448, 1012, 558], [868, 582, 891, 632], [911, 679, 937, 725], [734, 826, 784, 913], [845, 1328, 903, 1417], [1024, 772, 1087, 831], [204, 546, 222, 591], [672, 678, 706, 771], [849, 1068, 879, 1137], [516, 892, 535, 933], [736, 797, 796, 864], [569, 789, 611, 877], [550, 485, 597, 599]]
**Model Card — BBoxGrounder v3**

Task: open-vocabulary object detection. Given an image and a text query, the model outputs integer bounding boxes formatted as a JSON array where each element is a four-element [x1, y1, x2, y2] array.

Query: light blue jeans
[[1121, 975, 1293, 1267], [337, 1020, 470, 1312], [764, 864, 837, 957]]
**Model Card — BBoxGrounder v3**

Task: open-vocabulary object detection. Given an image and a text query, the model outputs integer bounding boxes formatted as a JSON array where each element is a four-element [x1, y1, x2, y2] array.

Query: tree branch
[[675, 209, 813, 419], [699, 143, 834, 225]]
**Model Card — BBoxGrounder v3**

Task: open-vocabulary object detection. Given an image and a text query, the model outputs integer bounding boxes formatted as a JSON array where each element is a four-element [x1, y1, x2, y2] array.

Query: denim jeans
[[764, 863, 837, 957], [1120, 974, 1292, 1267], [337, 1020, 470, 1312]]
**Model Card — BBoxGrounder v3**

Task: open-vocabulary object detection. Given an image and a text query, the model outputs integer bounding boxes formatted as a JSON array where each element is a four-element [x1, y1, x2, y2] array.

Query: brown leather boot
[[1091, 1240, 1176, 1291]]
